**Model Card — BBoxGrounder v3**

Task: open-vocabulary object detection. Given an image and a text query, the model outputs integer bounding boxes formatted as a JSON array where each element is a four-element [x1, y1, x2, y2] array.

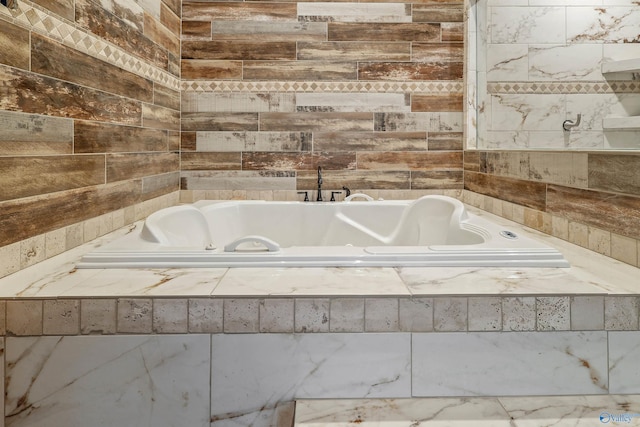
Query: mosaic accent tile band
[[488, 81, 640, 95], [182, 80, 465, 94]]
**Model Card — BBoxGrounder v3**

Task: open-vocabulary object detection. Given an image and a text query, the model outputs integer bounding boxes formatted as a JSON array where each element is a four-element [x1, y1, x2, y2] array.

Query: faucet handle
[[297, 191, 309, 202], [330, 191, 342, 202], [342, 186, 351, 197]]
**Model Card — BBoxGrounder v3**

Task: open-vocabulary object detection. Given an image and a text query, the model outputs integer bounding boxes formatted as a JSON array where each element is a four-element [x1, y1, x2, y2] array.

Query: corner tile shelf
[[602, 58, 640, 74], [601, 59, 640, 130], [603, 115, 640, 130]]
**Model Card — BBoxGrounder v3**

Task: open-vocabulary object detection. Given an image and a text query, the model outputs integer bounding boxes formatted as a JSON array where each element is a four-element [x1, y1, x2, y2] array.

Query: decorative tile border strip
[[182, 80, 465, 94], [2, 295, 638, 336], [487, 81, 640, 95], [0, 1, 180, 90]]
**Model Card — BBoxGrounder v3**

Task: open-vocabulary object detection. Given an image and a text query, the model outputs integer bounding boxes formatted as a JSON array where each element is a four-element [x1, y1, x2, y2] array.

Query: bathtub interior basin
[[78, 195, 569, 268]]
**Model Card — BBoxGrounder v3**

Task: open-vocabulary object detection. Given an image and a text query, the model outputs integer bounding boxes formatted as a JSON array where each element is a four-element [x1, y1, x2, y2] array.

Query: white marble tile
[[528, 44, 603, 81], [490, 94, 565, 131], [412, 332, 608, 396], [490, 7, 565, 44], [5, 335, 211, 427], [608, 331, 640, 393], [500, 395, 640, 427], [568, 7, 640, 43], [486, 44, 528, 81], [398, 267, 607, 295], [295, 398, 513, 427], [58, 268, 225, 297], [213, 267, 409, 296], [210, 333, 411, 427]]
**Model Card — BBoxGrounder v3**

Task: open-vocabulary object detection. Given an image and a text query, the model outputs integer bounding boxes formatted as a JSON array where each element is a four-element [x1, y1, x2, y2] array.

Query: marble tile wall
[[180, 0, 465, 196], [473, 0, 640, 150], [3, 330, 639, 427], [0, 0, 181, 276]]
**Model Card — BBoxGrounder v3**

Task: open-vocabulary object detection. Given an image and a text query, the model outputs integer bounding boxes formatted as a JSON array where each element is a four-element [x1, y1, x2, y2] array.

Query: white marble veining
[[4, 335, 211, 427], [295, 398, 513, 427], [398, 267, 607, 295], [490, 7, 565, 44], [295, 395, 640, 427], [210, 333, 411, 427], [213, 267, 409, 296], [608, 331, 640, 393], [412, 332, 608, 396]]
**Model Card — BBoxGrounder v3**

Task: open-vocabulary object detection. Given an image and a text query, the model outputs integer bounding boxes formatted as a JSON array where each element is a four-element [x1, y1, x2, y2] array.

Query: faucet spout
[[316, 166, 323, 201]]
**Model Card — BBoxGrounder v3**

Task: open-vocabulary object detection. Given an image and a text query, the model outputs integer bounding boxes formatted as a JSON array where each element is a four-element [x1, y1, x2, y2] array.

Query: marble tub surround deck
[[294, 395, 640, 427], [0, 208, 639, 427]]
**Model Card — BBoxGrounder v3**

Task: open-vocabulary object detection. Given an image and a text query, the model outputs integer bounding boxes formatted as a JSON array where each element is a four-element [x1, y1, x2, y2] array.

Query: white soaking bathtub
[[78, 195, 569, 268]]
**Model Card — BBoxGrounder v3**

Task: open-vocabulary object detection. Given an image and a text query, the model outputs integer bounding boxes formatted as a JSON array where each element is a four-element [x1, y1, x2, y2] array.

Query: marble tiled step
[[294, 396, 640, 426]]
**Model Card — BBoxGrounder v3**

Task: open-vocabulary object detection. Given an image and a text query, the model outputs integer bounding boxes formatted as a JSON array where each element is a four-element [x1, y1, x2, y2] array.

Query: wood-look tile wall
[[180, 0, 465, 195], [0, 0, 181, 251], [464, 151, 640, 267]]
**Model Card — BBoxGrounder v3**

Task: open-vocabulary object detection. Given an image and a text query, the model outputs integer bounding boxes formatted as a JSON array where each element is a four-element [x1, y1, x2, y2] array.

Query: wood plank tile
[[298, 3, 411, 23], [588, 153, 640, 196], [260, 112, 373, 131], [244, 61, 356, 80], [74, 121, 169, 153], [359, 62, 463, 80], [154, 84, 180, 110], [144, 11, 180, 55], [313, 131, 427, 151], [0, 65, 142, 126], [181, 60, 243, 79], [297, 170, 410, 190], [357, 151, 462, 170], [463, 151, 481, 172], [142, 103, 180, 131], [75, 0, 168, 71], [0, 181, 142, 247], [181, 170, 296, 191], [328, 23, 440, 42], [0, 155, 105, 202], [142, 171, 180, 200], [181, 152, 242, 170], [412, 4, 463, 22], [162, 0, 181, 17], [0, 19, 29, 70], [0, 111, 73, 155], [297, 41, 410, 61], [464, 171, 547, 211], [86, 0, 145, 32], [160, 2, 181, 36], [412, 43, 463, 62], [32, 0, 75, 21], [442, 22, 463, 42], [427, 132, 463, 150], [547, 185, 640, 240], [195, 131, 312, 152], [183, 2, 297, 21], [182, 41, 297, 60], [181, 132, 197, 151], [211, 21, 327, 42], [242, 152, 356, 171], [182, 21, 212, 40], [412, 170, 463, 189], [528, 152, 588, 187], [168, 131, 181, 151], [376, 112, 462, 132], [412, 93, 463, 112], [31, 33, 154, 104], [181, 112, 259, 131], [106, 152, 179, 182], [182, 92, 295, 113]]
